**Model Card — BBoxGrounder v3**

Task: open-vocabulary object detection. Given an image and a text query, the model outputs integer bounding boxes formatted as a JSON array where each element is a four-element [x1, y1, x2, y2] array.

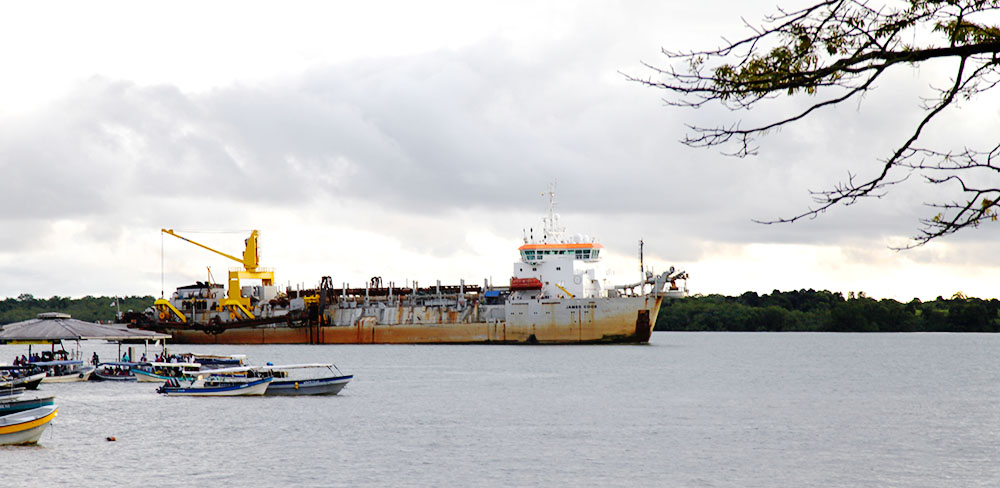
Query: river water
[[3, 332, 999, 487]]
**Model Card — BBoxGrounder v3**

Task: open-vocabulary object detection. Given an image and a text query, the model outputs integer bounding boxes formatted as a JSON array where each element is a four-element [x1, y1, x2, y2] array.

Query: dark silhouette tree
[[630, 0, 1000, 246]]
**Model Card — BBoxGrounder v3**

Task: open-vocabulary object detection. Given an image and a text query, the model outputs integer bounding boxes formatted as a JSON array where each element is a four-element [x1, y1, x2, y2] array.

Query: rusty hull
[[162, 295, 661, 345]]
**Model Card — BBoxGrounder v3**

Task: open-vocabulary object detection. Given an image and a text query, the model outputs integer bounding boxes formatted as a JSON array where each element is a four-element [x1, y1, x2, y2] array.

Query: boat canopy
[[30, 360, 83, 366], [145, 361, 201, 368], [192, 366, 255, 375], [256, 363, 334, 370]]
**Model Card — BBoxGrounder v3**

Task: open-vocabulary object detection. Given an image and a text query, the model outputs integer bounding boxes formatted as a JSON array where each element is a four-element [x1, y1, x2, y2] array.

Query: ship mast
[[542, 182, 565, 243]]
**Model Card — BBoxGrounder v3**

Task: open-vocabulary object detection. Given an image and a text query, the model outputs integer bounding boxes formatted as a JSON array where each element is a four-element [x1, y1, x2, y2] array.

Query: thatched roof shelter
[[0, 312, 170, 342]]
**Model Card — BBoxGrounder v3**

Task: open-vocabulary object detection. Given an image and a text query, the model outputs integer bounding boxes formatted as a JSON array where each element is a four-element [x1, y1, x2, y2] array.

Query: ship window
[[556, 267, 561, 271]]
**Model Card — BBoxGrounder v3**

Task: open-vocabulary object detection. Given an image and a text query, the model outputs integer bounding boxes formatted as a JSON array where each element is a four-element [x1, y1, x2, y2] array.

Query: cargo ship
[[127, 189, 688, 344]]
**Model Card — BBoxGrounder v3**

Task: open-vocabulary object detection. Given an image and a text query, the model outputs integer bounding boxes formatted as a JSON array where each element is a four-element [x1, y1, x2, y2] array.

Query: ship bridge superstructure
[[511, 185, 610, 300]]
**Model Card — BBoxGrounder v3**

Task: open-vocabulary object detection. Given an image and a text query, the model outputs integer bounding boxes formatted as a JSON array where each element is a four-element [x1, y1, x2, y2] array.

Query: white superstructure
[[510, 185, 610, 300]]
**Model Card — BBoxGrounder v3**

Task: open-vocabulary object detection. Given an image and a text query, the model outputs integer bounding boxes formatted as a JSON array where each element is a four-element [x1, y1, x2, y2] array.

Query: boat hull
[[158, 378, 271, 396], [0, 396, 55, 416], [133, 369, 191, 383], [1, 373, 45, 390], [0, 405, 57, 445], [158, 296, 662, 345], [92, 372, 137, 382], [42, 368, 94, 383], [266, 375, 352, 396]]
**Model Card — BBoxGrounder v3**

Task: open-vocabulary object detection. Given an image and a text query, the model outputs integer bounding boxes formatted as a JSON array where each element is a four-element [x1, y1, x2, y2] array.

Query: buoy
[[106, 436, 117, 442]]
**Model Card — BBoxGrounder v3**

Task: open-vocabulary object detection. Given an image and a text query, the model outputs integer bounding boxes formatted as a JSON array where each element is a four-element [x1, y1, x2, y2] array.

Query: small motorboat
[[156, 375, 271, 397], [0, 405, 57, 445], [131, 361, 202, 383], [0, 395, 55, 416], [0, 366, 46, 390], [259, 364, 353, 396], [0, 387, 25, 399], [34, 360, 95, 383], [174, 353, 246, 370], [92, 362, 138, 382]]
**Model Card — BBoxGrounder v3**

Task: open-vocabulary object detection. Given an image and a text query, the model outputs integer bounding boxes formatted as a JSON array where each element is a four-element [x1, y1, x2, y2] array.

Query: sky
[[0, 0, 997, 302]]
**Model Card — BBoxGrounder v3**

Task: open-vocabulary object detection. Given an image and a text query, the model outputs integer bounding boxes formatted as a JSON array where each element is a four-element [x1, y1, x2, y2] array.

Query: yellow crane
[[156, 229, 274, 322]]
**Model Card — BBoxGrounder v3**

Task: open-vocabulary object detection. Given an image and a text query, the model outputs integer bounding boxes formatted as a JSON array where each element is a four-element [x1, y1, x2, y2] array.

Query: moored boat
[[0, 367, 46, 390], [131, 361, 202, 383], [0, 395, 55, 416], [0, 405, 57, 445], [0, 387, 24, 399], [258, 364, 353, 396], [92, 362, 138, 382], [35, 360, 95, 383], [156, 375, 271, 397]]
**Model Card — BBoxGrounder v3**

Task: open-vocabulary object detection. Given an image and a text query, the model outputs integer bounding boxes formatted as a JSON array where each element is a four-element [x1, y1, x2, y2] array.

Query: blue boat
[[0, 367, 45, 390], [258, 364, 353, 396], [0, 395, 55, 416], [92, 362, 139, 382], [131, 361, 203, 383], [0, 387, 24, 399], [157, 376, 271, 396]]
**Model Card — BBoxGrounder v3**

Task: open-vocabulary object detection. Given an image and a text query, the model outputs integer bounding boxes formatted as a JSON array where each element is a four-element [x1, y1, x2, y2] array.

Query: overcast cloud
[[0, 0, 997, 301]]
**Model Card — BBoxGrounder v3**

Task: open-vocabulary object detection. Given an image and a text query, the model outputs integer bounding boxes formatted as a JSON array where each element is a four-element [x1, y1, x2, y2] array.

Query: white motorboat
[[156, 375, 271, 397], [0, 405, 58, 445]]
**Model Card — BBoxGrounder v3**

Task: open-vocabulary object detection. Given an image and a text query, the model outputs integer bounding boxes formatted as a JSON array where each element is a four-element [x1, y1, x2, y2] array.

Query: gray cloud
[[0, 5, 997, 297]]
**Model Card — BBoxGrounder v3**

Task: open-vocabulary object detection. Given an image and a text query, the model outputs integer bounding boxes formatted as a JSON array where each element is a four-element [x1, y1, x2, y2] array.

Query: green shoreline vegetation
[[0, 291, 997, 333], [656, 290, 1000, 333], [0, 294, 154, 324]]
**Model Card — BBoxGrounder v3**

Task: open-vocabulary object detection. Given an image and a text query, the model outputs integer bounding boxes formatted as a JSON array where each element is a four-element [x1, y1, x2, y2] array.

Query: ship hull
[[157, 296, 662, 345]]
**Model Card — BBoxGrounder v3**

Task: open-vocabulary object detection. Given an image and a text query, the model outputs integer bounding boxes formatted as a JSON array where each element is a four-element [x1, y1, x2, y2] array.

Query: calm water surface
[[3, 332, 999, 487]]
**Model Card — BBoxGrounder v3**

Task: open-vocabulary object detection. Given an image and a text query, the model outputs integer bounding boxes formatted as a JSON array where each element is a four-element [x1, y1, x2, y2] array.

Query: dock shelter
[[0, 312, 171, 360]]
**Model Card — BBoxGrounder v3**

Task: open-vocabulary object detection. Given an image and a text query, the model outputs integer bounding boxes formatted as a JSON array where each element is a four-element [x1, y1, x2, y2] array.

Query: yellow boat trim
[[0, 409, 57, 434]]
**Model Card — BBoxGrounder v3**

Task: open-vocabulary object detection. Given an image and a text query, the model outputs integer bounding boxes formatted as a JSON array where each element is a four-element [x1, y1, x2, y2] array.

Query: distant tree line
[[0, 294, 155, 324], [656, 290, 1000, 333]]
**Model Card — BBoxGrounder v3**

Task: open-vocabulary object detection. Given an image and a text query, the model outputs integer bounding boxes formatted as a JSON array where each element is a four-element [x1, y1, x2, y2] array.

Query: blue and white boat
[[0, 395, 55, 416], [259, 364, 353, 396], [92, 362, 138, 382], [156, 375, 271, 397], [131, 361, 202, 383], [0, 366, 46, 390], [0, 387, 25, 399]]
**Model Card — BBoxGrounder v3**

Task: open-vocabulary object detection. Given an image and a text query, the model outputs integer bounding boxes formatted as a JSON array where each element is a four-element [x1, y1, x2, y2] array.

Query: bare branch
[[631, 0, 1000, 246]]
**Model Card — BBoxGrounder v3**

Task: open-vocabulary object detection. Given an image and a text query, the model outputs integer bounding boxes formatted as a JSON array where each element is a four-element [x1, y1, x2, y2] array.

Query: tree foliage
[[0, 295, 154, 324], [656, 289, 1000, 332], [631, 0, 1000, 246]]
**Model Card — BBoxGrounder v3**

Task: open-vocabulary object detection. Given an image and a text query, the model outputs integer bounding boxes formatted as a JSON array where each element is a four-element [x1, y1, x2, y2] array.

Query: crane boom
[[159, 228, 272, 321], [161, 229, 259, 272]]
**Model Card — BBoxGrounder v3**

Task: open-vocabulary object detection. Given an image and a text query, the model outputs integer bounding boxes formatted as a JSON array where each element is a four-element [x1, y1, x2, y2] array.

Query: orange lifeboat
[[510, 277, 543, 290]]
